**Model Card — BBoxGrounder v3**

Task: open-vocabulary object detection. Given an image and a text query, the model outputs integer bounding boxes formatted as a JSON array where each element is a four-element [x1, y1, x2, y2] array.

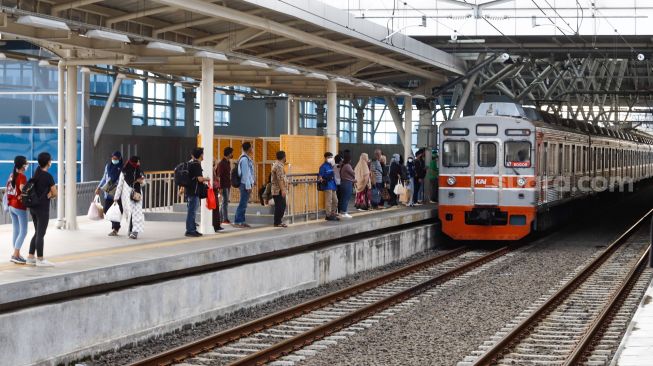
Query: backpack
[[21, 178, 41, 209], [231, 157, 245, 188], [174, 161, 191, 187]]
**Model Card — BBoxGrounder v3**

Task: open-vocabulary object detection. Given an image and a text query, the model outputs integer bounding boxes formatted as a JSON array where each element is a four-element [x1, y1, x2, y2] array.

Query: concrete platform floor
[[612, 274, 653, 366]]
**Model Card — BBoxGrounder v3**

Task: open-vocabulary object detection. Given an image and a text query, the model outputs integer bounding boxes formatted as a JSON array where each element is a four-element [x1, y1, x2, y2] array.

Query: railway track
[[461, 210, 653, 366], [129, 243, 516, 366]]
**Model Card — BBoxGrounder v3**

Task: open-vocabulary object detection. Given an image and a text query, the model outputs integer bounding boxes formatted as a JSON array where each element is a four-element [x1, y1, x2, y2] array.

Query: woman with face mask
[[96, 151, 123, 236], [115, 156, 145, 239]]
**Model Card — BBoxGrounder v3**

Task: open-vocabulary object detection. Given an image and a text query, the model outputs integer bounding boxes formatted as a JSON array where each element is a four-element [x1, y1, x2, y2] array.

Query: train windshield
[[443, 140, 470, 167], [477, 142, 497, 167], [505, 141, 531, 167]]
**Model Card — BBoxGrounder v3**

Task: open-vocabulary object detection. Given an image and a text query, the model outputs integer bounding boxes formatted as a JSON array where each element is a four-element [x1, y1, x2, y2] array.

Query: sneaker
[[214, 227, 225, 232], [342, 213, 353, 219], [10, 256, 26, 265], [108, 230, 118, 237], [185, 231, 202, 237], [26, 257, 36, 266], [222, 220, 231, 225], [36, 259, 54, 267], [129, 232, 138, 239]]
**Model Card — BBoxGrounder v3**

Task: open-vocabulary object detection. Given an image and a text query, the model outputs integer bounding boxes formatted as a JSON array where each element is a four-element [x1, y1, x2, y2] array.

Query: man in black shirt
[[27, 152, 57, 267], [186, 148, 207, 237], [414, 148, 427, 205]]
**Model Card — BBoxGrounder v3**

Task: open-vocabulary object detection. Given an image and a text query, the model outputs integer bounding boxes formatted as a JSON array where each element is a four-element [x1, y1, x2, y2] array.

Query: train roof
[[471, 102, 653, 144]]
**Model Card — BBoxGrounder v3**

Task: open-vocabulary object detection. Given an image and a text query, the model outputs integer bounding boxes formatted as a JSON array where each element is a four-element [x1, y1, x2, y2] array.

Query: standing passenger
[[234, 142, 255, 228], [370, 149, 384, 209], [414, 148, 427, 205], [271, 151, 288, 228], [185, 148, 207, 237], [217, 147, 233, 224], [96, 151, 123, 236], [354, 153, 372, 211], [388, 154, 402, 206], [334, 154, 343, 210], [115, 156, 145, 239], [338, 150, 355, 219], [212, 157, 224, 233], [6, 156, 28, 264], [406, 155, 416, 206], [319, 152, 339, 221], [27, 152, 57, 267]]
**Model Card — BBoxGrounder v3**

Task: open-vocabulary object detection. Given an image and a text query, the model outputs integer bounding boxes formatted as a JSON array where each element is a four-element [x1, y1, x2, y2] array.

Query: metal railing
[[143, 171, 183, 211], [286, 173, 321, 223], [0, 181, 99, 225]]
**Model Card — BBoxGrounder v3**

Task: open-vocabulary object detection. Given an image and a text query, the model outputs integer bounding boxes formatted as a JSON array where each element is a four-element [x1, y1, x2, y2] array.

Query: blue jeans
[[339, 180, 353, 213], [235, 184, 250, 224], [186, 195, 199, 233], [9, 206, 28, 250]]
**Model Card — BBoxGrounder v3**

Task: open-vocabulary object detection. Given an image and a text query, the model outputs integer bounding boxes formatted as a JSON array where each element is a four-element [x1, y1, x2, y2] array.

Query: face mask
[[327, 158, 335, 165], [112, 159, 120, 165]]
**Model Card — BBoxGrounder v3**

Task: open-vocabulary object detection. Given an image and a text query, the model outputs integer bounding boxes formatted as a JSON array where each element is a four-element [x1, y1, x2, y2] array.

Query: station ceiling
[[0, 0, 467, 98]]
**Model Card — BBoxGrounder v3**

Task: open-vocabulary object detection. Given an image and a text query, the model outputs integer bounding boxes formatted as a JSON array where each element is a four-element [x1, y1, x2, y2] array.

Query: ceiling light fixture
[[0, 53, 6, 60], [16, 15, 70, 31], [173, 81, 183, 88], [240, 59, 269, 69], [333, 77, 354, 85], [146, 77, 157, 83], [195, 51, 228, 61], [85, 29, 131, 43], [276, 66, 301, 75], [397, 91, 411, 96], [80, 67, 91, 74], [146, 41, 185, 54], [306, 72, 329, 80], [379, 86, 395, 93], [357, 81, 374, 89], [413, 94, 427, 99]]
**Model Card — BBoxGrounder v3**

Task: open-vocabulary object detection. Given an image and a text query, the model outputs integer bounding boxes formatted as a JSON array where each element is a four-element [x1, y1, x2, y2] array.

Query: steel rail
[[563, 246, 650, 365], [228, 246, 511, 366], [128, 246, 472, 366], [471, 208, 653, 366]]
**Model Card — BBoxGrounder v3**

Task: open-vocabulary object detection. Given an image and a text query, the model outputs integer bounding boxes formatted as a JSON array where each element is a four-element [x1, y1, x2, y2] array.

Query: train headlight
[[447, 176, 456, 186], [517, 177, 526, 187]]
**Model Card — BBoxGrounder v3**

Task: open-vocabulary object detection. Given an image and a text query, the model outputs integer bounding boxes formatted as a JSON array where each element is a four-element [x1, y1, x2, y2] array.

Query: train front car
[[438, 103, 536, 240]]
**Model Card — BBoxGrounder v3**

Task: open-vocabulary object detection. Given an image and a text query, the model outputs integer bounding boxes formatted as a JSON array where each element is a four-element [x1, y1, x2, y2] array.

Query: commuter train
[[438, 102, 653, 240]]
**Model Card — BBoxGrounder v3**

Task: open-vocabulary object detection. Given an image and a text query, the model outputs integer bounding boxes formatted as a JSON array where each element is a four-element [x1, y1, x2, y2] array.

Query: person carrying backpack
[[185, 148, 208, 237], [216, 147, 233, 224], [234, 142, 255, 228], [6, 156, 29, 264], [25, 152, 57, 267]]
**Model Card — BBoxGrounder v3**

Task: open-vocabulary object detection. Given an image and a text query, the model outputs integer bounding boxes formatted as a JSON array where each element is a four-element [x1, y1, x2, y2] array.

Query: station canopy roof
[[0, 0, 467, 98]]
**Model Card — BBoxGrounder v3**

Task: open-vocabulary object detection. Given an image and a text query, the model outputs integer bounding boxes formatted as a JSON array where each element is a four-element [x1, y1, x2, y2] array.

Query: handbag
[[105, 202, 122, 222], [394, 182, 406, 196], [101, 180, 118, 196], [196, 183, 208, 199], [206, 186, 217, 210], [381, 187, 391, 201], [87, 195, 105, 220]]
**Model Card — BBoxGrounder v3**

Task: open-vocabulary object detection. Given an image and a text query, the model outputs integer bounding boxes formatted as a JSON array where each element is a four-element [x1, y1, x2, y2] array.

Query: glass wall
[[0, 60, 83, 181]]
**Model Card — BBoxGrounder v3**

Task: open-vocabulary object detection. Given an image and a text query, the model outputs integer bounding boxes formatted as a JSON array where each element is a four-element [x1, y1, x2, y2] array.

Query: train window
[[442, 140, 470, 167], [505, 141, 531, 168], [477, 142, 497, 167], [506, 129, 531, 136], [443, 128, 469, 136], [476, 124, 498, 136]]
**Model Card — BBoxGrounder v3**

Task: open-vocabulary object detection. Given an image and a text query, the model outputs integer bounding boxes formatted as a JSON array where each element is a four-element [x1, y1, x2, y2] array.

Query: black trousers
[[29, 208, 49, 257], [273, 194, 286, 225], [103, 197, 123, 231], [212, 190, 222, 230]]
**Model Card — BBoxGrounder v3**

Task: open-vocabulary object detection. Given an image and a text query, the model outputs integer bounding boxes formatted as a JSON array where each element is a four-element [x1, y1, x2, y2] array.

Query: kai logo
[[475, 178, 487, 185]]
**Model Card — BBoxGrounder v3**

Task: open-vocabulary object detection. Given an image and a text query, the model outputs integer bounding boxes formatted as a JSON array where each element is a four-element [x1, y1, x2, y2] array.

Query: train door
[[474, 140, 499, 205]]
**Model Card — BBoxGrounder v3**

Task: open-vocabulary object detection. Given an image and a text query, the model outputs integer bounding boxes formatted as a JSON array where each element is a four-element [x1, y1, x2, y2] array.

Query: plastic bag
[[206, 186, 217, 210], [87, 195, 104, 220], [105, 201, 122, 222], [394, 182, 406, 196], [1, 191, 8, 213]]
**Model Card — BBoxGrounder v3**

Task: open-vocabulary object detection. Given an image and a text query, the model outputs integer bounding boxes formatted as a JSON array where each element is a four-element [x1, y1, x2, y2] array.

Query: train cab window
[[477, 142, 497, 167], [476, 124, 498, 136], [443, 140, 470, 167], [505, 141, 531, 168]]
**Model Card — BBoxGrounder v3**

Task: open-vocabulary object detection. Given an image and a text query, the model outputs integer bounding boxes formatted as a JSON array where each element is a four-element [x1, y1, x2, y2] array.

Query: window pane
[[505, 141, 531, 167], [478, 142, 497, 167], [443, 141, 470, 167]]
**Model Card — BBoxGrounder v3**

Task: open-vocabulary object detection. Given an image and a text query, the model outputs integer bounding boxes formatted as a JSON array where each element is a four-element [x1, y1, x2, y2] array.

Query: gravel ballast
[[298, 188, 653, 366]]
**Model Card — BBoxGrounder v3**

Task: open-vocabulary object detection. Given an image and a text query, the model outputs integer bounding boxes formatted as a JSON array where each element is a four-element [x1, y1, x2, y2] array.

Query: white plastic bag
[[1, 192, 8, 213], [394, 182, 406, 196], [105, 201, 122, 222], [87, 195, 104, 221]]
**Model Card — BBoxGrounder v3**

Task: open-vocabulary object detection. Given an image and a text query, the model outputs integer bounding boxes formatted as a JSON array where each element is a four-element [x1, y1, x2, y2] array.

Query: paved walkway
[[612, 275, 653, 366]]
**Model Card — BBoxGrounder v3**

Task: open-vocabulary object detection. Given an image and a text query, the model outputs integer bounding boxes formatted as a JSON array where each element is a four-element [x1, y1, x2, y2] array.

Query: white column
[[404, 95, 413, 160], [65, 66, 78, 230], [326, 81, 338, 154], [199, 57, 214, 235], [56, 62, 66, 229]]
